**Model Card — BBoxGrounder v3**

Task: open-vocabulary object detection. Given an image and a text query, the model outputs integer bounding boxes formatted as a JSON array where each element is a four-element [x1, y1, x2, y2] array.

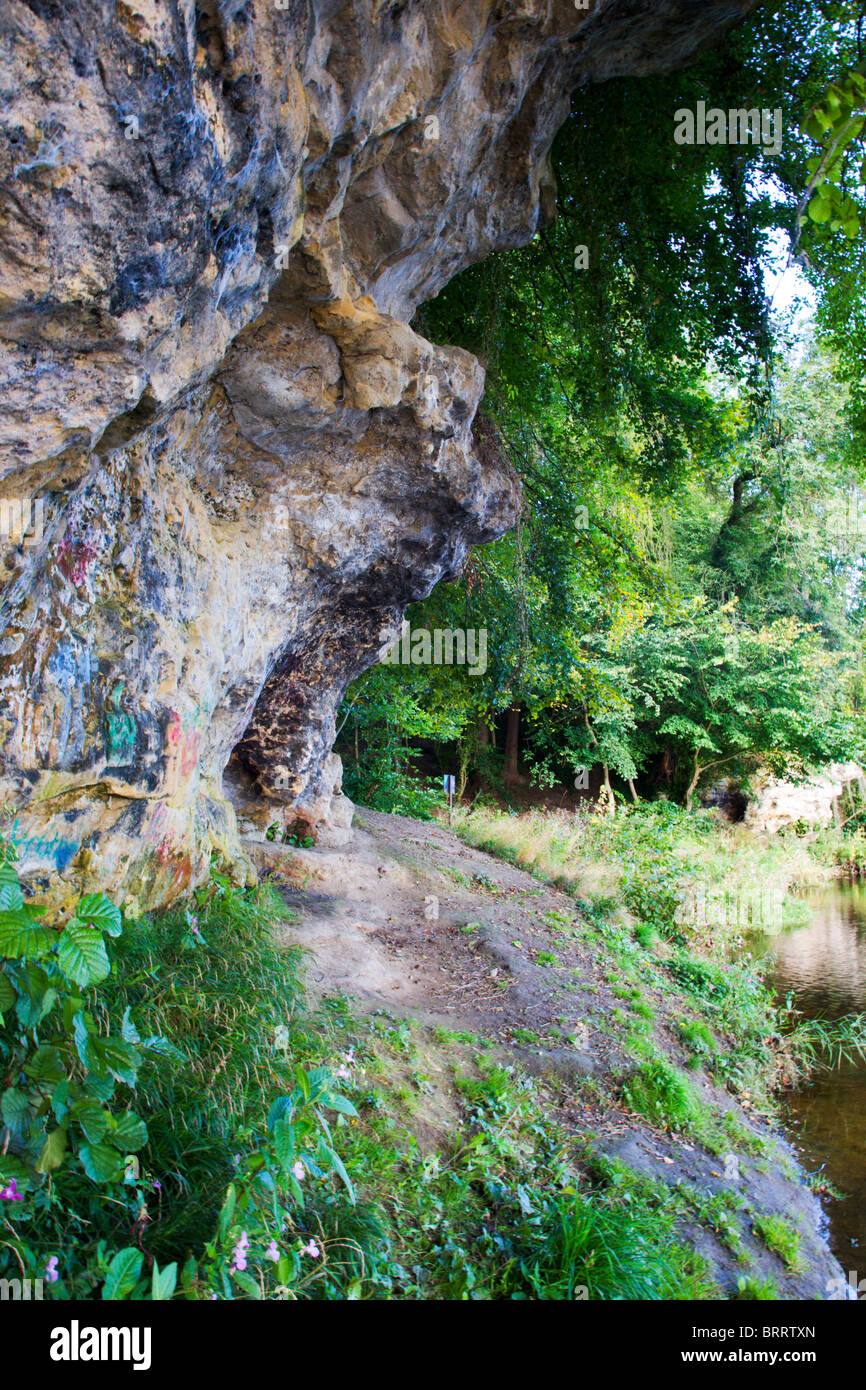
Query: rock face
[[0, 0, 756, 911], [745, 764, 866, 836]]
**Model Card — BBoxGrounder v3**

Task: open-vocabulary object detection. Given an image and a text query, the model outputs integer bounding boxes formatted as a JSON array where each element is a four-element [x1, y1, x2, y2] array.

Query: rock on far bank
[[745, 763, 866, 836]]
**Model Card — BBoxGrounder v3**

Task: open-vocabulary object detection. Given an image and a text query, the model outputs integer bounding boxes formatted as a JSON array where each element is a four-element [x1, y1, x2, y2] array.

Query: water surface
[[756, 881, 866, 1279]]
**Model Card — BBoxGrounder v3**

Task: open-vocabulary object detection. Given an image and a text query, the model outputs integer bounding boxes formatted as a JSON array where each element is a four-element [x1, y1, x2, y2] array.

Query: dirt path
[[245, 808, 845, 1300]]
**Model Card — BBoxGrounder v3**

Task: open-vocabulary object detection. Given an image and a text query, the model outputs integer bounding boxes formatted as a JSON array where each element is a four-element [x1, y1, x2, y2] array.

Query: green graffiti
[[104, 679, 137, 766]]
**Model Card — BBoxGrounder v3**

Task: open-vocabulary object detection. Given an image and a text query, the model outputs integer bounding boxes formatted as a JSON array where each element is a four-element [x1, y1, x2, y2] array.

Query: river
[[754, 880, 866, 1281]]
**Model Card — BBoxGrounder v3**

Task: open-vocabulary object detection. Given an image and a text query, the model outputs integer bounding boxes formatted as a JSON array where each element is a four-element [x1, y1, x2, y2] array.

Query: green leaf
[[36, 1126, 68, 1174], [273, 1116, 296, 1170], [140, 1034, 183, 1060], [111, 1112, 148, 1152], [73, 1100, 109, 1144], [318, 1139, 355, 1203], [89, 1036, 141, 1087], [217, 1183, 237, 1239], [323, 1092, 358, 1117], [268, 1095, 293, 1128], [305, 1066, 331, 1097], [80, 1142, 125, 1183], [151, 1260, 178, 1301], [34, 987, 58, 1025], [0, 969, 13, 1013], [84, 1072, 115, 1102], [0, 910, 56, 961], [808, 195, 833, 224], [57, 920, 110, 987], [102, 1247, 143, 1300], [25, 1045, 65, 1084], [231, 1269, 262, 1299], [75, 893, 122, 937], [1, 1087, 30, 1138], [0, 861, 24, 911], [51, 1078, 70, 1120], [121, 1007, 141, 1044], [73, 1010, 96, 1067]]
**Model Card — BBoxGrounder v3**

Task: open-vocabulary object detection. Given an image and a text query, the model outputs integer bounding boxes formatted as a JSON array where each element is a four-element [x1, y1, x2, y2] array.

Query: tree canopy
[[338, 0, 866, 817]]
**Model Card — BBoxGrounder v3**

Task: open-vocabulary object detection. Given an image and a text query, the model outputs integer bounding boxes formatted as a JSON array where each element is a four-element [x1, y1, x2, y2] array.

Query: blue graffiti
[[8, 817, 78, 871]]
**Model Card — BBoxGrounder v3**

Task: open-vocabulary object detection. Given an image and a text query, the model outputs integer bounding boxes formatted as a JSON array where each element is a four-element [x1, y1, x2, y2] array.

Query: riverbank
[[246, 806, 846, 1298], [1, 805, 851, 1300]]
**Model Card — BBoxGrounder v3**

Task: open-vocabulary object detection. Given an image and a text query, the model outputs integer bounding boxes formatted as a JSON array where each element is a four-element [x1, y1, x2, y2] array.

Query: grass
[[337, 1045, 714, 1299], [79, 875, 718, 1299], [735, 1275, 781, 1299], [753, 1215, 805, 1273], [25, 795, 857, 1301], [453, 801, 825, 917], [451, 802, 851, 1119], [620, 1056, 703, 1131], [99, 877, 309, 1263]]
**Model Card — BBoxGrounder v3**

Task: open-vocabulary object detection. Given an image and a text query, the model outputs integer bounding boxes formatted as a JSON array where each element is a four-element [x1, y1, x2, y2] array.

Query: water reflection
[[754, 882, 866, 1277]]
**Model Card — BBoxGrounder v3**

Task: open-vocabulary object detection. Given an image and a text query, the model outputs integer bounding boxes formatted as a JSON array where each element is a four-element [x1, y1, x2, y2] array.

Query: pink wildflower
[[230, 1231, 250, 1273]]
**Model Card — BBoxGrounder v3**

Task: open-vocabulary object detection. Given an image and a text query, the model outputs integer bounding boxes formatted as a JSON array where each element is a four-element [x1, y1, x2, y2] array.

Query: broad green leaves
[[36, 1127, 67, 1174], [0, 850, 165, 1197], [102, 1247, 143, 1300], [75, 893, 123, 938], [1, 1087, 30, 1138], [151, 1260, 178, 1301], [80, 1142, 125, 1183], [802, 69, 866, 240], [57, 920, 110, 986], [74, 1099, 109, 1144], [0, 910, 55, 960], [57, 892, 122, 986], [0, 860, 24, 911], [101, 1248, 176, 1301], [0, 970, 14, 1014], [201, 1063, 359, 1297], [110, 1112, 148, 1152]]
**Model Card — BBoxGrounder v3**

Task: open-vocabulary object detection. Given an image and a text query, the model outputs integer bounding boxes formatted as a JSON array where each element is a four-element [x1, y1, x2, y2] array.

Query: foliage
[[337, 3, 866, 815], [339, 664, 451, 818], [620, 1057, 702, 1132], [0, 856, 366, 1300], [452, 802, 845, 1115], [752, 1214, 805, 1273], [0, 840, 168, 1292]]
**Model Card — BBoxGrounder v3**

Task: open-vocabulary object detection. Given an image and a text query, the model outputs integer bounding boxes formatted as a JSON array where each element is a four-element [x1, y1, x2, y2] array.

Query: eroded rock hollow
[[0, 0, 755, 910]]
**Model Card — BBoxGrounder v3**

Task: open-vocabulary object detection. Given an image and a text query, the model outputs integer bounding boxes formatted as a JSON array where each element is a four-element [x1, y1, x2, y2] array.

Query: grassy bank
[[0, 852, 714, 1301], [3, 805, 863, 1301], [451, 802, 866, 1114]]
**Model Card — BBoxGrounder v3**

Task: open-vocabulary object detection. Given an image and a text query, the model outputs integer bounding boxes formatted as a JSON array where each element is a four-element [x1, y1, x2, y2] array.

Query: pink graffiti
[[57, 537, 99, 587], [166, 713, 200, 779]]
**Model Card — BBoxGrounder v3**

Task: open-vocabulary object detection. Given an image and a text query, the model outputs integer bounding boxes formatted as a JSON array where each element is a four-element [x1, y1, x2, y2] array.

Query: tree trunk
[[602, 763, 615, 817], [684, 752, 702, 810], [628, 778, 639, 804], [504, 705, 520, 782]]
